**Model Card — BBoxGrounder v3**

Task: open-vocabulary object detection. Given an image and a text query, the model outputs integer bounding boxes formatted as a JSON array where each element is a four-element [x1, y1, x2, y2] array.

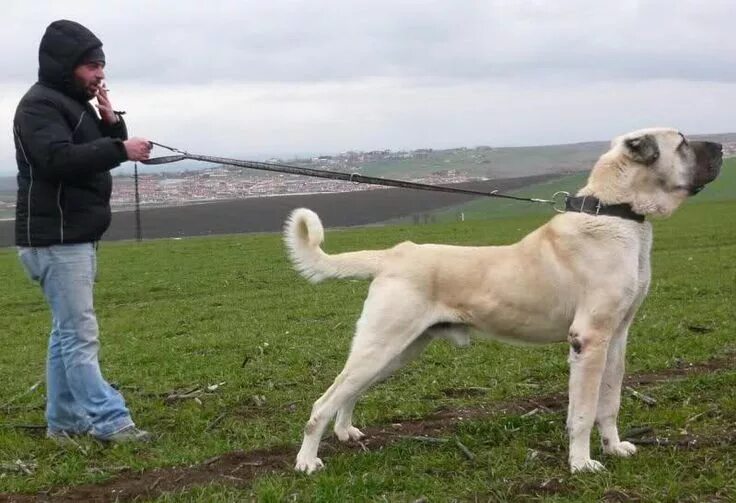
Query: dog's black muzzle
[[689, 141, 722, 195]]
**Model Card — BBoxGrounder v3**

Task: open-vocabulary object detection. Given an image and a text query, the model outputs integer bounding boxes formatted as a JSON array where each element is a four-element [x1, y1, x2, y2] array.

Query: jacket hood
[[38, 20, 102, 100]]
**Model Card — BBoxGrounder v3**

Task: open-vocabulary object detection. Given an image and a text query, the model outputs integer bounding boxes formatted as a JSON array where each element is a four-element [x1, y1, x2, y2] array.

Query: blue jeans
[[18, 243, 134, 438]]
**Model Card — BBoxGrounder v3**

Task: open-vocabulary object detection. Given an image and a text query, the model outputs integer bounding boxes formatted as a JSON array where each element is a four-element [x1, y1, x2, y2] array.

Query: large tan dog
[[283, 128, 722, 474]]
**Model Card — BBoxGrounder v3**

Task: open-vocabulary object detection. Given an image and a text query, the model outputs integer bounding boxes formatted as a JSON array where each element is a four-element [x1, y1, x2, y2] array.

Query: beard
[[72, 77, 100, 100]]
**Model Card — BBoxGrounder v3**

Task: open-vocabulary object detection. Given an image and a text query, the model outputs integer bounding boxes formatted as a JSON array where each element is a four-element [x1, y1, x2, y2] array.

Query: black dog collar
[[565, 196, 646, 223]]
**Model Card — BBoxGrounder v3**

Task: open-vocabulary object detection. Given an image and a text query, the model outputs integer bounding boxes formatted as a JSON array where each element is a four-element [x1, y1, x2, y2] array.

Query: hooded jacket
[[14, 19, 129, 247]]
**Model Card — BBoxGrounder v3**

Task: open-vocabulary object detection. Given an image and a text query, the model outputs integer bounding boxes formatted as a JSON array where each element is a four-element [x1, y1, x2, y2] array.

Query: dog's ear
[[624, 134, 660, 165]]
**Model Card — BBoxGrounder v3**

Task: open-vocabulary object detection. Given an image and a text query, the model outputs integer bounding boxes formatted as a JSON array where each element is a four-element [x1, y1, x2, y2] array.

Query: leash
[[141, 141, 646, 222], [141, 141, 566, 208]]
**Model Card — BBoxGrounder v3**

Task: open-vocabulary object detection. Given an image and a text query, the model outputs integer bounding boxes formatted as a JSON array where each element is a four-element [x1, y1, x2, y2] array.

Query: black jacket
[[14, 20, 129, 247]]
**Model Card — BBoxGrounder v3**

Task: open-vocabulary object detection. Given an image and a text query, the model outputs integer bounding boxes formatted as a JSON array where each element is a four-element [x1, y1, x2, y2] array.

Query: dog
[[282, 128, 722, 474]]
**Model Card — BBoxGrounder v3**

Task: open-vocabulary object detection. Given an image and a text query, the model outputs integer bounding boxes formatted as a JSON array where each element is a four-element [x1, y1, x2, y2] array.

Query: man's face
[[72, 61, 105, 99]]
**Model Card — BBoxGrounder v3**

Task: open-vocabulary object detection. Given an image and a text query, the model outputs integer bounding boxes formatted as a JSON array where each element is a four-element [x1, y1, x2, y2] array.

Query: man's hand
[[95, 83, 118, 125], [124, 137, 152, 161]]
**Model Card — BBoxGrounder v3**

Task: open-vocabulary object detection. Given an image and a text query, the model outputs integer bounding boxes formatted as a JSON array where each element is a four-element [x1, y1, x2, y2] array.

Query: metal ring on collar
[[552, 191, 570, 213]]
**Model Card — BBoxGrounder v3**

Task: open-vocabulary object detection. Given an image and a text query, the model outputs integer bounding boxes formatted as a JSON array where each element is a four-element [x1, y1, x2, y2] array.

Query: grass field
[[0, 160, 734, 502]]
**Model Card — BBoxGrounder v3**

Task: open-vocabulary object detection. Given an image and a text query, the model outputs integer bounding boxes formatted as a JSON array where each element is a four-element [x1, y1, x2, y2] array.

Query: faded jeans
[[18, 243, 134, 438]]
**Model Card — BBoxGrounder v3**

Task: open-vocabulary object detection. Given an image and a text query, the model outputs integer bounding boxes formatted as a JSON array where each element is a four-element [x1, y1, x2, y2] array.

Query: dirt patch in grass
[[1, 353, 734, 503]]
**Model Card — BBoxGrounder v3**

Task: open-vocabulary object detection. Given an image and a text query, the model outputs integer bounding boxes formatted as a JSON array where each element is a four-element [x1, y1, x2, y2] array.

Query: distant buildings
[[724, 142, 736, 157]]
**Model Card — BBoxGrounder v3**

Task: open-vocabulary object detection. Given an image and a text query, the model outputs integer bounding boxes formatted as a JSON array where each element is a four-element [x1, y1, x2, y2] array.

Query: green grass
[[0, 162, 734, 501]]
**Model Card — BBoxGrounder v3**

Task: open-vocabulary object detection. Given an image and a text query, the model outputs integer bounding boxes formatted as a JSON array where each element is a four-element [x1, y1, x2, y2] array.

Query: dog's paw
[[570, 458, 606, 473], [335, 426, 365, 443], [295, 455, 324, 474], [604, 440, 637, 457]]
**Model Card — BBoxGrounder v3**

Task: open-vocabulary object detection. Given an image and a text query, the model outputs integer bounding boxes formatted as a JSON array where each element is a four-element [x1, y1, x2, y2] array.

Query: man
[[14, 19, 152, 443]]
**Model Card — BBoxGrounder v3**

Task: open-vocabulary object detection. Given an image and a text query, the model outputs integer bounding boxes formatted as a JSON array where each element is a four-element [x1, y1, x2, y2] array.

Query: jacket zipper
[[14, 125, 34, 247]]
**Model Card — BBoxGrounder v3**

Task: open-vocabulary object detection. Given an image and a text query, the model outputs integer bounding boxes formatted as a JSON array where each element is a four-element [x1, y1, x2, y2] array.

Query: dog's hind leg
[[295, 334, 428, 473], [295, 282, 432, 474], [333, 332, 433, 442]]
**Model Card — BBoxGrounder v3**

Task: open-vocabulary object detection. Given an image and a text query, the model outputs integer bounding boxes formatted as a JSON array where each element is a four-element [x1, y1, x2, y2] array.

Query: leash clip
[[551, 191, 570, 213]]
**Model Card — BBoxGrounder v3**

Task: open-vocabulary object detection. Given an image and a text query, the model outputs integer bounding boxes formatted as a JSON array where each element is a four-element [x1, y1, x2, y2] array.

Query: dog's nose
[[694, 141, 723, 164], [708, 142, 723, 160]]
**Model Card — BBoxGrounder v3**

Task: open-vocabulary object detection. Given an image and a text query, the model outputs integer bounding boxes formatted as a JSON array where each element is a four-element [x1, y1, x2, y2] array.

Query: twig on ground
[[164, 386, 203, 403], [205, 412, 228, 432], [398, 435, 448, 444], [0, 424, 46, 430], [625, 386, 657, 406], [0, 460, 36, 475], [521, 408, 540, 418], [1, 379, 43, 410], [454, 438, 475, 461], [623, 426, 654, 439], [628, 437, 698, 447], [4, 403, 45, 412], [231, 461, 263, 474], [527, 399, 555, 412], [686, 407, 718, 424], [203, 455, 222, 466]]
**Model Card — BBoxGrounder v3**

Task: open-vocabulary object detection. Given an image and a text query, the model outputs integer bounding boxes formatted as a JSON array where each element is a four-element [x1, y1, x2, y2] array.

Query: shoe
[[98, 425, 152, 444]]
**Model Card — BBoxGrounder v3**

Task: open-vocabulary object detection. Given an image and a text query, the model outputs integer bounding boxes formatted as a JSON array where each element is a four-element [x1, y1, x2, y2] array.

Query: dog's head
[[584, 128, 722, 217]]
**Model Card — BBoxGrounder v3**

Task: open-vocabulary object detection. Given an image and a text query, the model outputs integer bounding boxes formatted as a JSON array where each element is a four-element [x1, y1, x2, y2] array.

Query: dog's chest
[[466, 222, 653, 345]]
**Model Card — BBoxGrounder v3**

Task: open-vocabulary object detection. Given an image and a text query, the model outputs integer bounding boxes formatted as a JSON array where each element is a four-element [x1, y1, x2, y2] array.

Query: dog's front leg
[[596, 331, 637, 459], [567, 323, 612, 473]]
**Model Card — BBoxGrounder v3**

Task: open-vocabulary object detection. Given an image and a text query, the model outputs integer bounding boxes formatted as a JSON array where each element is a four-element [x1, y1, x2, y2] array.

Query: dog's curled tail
[[284, 208, 382, 283]]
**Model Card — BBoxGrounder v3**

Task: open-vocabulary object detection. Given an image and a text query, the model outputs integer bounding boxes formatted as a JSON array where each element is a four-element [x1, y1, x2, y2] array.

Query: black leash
[[141, 141, 646, 222], [142, 141, 560, 206]]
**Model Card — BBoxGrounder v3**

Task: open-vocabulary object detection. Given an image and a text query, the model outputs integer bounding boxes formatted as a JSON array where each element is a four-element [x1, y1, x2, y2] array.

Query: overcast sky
[[1, 0, 735, 175]]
